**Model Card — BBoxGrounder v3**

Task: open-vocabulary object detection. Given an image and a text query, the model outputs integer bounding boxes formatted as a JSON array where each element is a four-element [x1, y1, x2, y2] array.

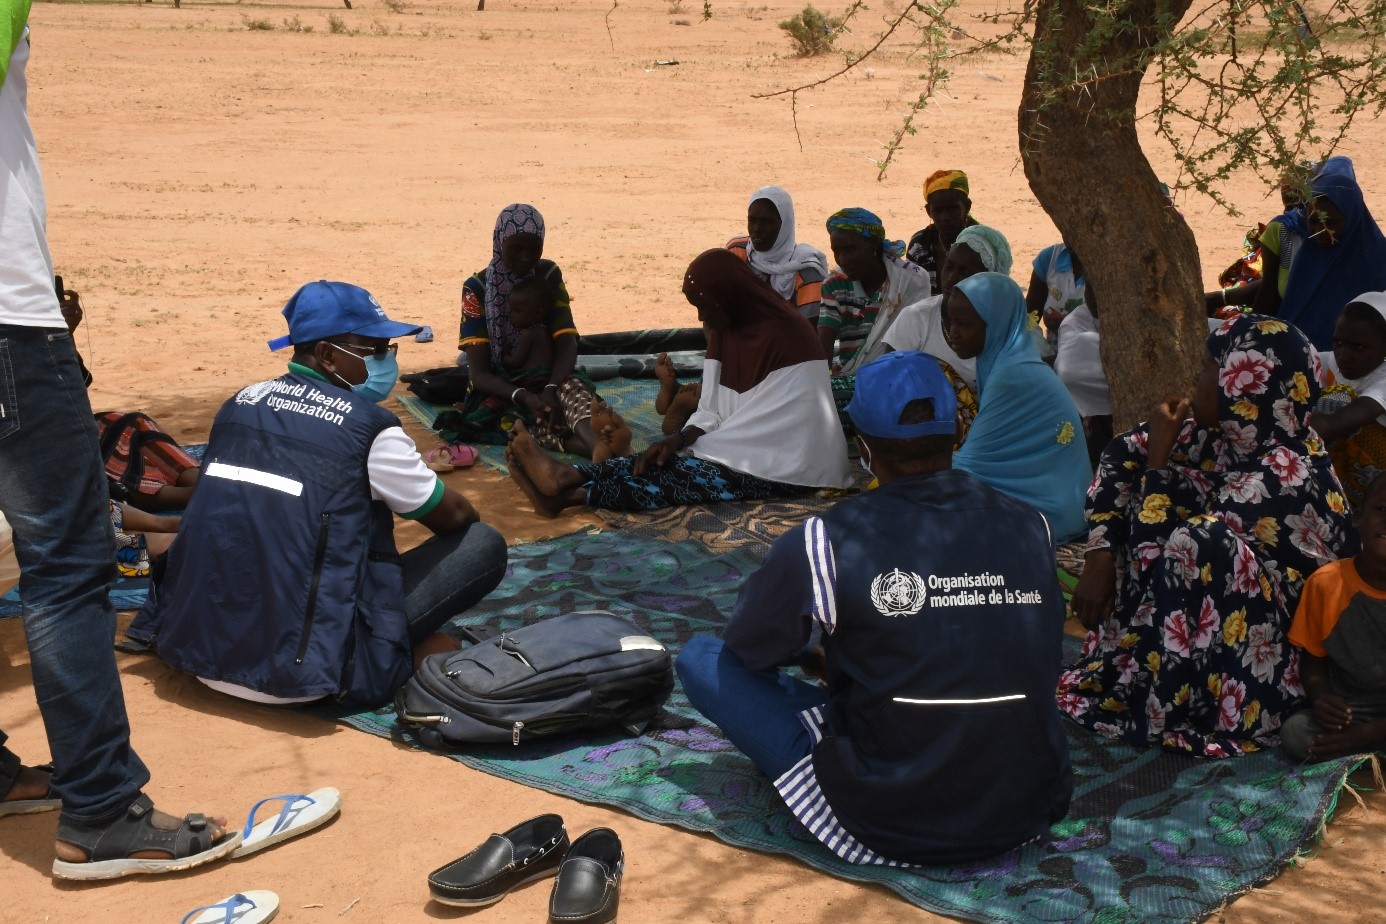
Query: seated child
[[654, 351, 702, 434], [110, 501, 180, 578], [502, 277, 555, 375], [1053, 282, 1113, 469], [1313, 294, 1386, 507], [1281, 472, 1386, 762]]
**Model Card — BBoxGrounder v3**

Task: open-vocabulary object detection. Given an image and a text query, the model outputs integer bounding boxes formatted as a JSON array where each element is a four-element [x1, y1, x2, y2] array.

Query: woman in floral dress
[[1059, 315, 1355, 757]]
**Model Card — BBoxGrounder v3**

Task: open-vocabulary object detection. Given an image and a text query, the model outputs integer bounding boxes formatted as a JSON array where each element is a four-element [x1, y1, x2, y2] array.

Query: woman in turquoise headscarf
[[945, 273, 1091, 542]]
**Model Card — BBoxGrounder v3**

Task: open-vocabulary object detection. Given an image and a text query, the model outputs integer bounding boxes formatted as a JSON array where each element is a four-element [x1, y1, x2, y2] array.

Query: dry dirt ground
[[2, 0, 1384, 920]]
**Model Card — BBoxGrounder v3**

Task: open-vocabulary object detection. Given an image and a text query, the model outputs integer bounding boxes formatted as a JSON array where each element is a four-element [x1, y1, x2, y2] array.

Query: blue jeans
[[401, 521, 508, 645], [0, 325, 149, 823], [676, 635, 828, 781]]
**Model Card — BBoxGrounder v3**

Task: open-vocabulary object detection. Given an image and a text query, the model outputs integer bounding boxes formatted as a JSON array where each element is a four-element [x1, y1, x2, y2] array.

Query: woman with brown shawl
[[506, 249, 853, 516]]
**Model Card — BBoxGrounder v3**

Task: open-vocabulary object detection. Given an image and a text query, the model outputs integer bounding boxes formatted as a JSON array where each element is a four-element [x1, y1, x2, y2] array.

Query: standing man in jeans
[[0, 2, 239, 879]]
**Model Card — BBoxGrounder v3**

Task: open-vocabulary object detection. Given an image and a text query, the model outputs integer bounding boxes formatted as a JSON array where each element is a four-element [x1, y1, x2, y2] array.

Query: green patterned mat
[[320, 528, 1365, 924], [396, 375, 670, 476]]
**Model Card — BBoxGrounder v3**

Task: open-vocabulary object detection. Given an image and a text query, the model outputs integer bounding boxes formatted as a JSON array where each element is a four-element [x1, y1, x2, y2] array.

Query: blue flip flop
[[415, 325, 435, 343], [231, 787, 341, 858], [181, 890, 279, 924]]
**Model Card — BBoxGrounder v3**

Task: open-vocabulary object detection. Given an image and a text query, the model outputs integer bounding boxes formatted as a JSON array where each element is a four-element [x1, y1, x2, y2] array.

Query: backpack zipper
[[512, 721, 524, 745], [294, 512, 332, 665]]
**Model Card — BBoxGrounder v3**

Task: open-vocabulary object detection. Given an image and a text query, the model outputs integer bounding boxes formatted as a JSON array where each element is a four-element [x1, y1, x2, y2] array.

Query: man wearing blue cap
[[677, 350, 1072, 866], [130, 280, 507, 707]]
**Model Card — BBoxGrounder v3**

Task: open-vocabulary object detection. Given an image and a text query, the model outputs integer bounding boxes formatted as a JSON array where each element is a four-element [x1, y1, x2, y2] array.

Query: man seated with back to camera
[[676, 350, 1072, 866]]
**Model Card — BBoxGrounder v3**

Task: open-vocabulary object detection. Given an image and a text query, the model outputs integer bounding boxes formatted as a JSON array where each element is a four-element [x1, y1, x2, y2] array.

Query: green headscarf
[[954, 225, 1013, 275]]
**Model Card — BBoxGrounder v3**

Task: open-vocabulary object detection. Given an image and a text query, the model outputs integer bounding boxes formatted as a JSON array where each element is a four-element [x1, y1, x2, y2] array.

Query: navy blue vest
[[140, 371, 412, 705], [813, 469, 1073, 864]]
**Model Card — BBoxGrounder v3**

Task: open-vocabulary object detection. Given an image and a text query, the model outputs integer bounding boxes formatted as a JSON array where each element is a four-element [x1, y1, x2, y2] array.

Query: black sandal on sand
[[52, 794, 242, 881], [0, 758, 62, 818]]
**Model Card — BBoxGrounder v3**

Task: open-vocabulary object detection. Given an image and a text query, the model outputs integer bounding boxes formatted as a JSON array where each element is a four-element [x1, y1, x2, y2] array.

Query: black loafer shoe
[[548, 828, 623, 923], [428, 813, 568, 907]]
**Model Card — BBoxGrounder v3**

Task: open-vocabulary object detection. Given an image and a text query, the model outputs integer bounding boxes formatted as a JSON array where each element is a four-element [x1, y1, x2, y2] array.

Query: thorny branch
[[752, 0, 941, 152], [750, 0, 1386, 208]]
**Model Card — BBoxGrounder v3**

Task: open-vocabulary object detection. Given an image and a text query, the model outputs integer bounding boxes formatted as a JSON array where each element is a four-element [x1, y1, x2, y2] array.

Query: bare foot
[[2, 764, 52, 803], [662, 382, 702, 434], [592, 428, 616, 465], [505, 441, 564, 519], [54, 808, 232, 862], [589, 400, 615, 440], [1307, 722, 1386, 760], [508, 421, 578, 497], [598, 409, 633, 460], [654, 353, 678, 414]]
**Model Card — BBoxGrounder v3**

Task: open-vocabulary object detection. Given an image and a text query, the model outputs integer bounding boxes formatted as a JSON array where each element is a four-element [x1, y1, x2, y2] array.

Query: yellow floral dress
[[1056, 317, 1355, 757]]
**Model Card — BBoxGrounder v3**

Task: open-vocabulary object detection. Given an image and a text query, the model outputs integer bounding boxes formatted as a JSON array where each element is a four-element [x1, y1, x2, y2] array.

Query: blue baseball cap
[[846, 351, 958, 439], [267, 280, 422, 351]]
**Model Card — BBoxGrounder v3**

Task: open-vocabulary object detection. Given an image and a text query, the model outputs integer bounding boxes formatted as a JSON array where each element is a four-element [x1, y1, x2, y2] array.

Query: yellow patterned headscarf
[[924, 169, 969, 201]]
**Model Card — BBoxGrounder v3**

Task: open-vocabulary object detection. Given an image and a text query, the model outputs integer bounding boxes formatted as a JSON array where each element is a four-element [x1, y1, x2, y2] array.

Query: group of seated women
[[460, 180, 1093, 544], [450, 158, 1386, 766]]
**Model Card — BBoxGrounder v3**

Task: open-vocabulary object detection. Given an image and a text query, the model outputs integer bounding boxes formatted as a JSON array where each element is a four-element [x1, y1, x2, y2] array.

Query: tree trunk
[[1019, 0, 1207, 431]]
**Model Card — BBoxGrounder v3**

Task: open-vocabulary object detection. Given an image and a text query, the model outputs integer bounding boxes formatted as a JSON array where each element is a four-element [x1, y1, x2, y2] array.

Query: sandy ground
[[3, 0, 1385, 920]]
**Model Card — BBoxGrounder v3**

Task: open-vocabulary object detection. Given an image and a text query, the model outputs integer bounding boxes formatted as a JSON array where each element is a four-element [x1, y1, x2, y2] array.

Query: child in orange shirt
[[1282, 474, 1386, 761]]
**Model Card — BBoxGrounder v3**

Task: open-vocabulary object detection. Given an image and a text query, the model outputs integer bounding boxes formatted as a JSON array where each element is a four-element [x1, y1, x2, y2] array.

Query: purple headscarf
[[483, 203, 546, 367]]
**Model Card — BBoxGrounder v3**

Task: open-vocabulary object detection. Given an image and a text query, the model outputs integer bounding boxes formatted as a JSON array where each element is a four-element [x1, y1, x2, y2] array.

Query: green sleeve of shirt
[[1260, 220, 1283, 258], [400, 476, 445, 520], [817, 275, 853, 329], [1, 0, 32, 89]]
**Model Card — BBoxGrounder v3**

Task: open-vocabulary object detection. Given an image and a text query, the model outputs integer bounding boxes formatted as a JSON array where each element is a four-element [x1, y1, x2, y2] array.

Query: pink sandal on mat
[[427, 443, 480, 472]]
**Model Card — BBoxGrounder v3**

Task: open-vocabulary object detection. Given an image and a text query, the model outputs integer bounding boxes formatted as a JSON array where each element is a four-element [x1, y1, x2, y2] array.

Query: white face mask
[[327, 342, 398, 404], [856, 439, 874, 478]]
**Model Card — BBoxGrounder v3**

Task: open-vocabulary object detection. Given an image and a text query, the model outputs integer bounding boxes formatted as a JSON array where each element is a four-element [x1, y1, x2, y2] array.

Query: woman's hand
[[634, 434, 682, 475], [538, 384, 563, 428], [1146, 396, 1190, 470], [514, 389, 548, 423], [1071, 550, 1117, 631], [634, 426, 703, 475]]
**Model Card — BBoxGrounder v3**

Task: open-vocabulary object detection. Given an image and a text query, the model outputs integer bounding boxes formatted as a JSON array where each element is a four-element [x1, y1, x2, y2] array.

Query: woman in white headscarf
[[726, 186, 830, 321], [1312, 291, 1386, 507]]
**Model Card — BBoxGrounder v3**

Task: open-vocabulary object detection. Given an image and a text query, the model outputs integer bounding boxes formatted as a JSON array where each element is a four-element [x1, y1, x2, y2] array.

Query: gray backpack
[[395, 611, 674, 748]]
